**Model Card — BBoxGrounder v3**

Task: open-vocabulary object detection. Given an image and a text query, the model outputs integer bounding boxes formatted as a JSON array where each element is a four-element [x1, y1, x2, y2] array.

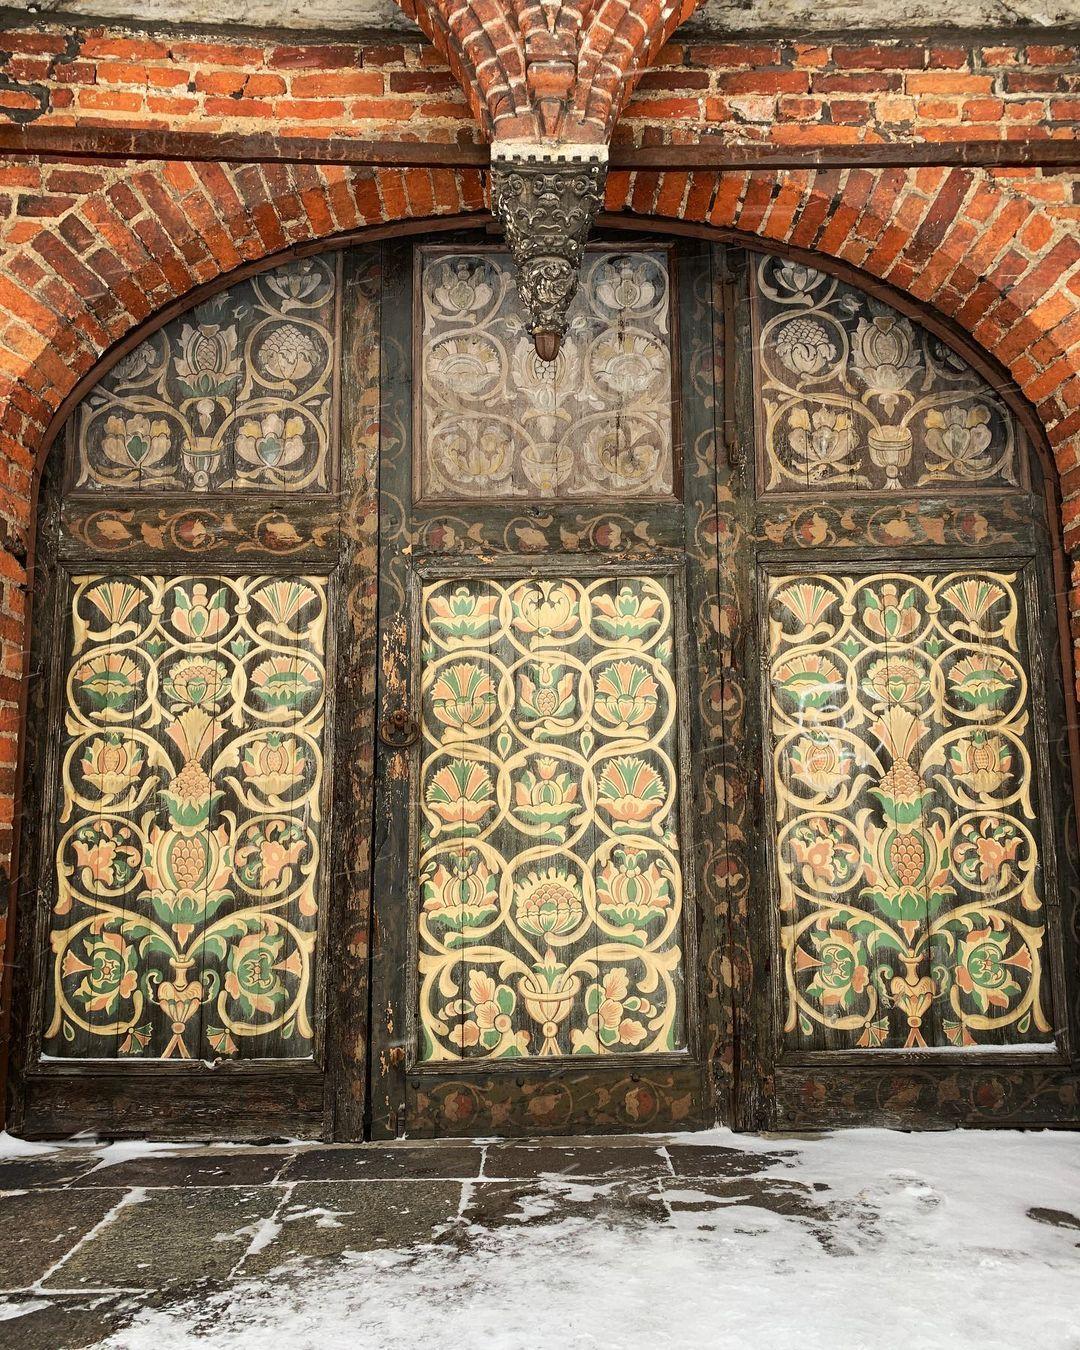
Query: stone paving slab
[[46, 1185, 281, 1291], [483, 1142, 670, 1180], [75, 1150, 289, 1190], [0, 1189, 127, 1293], [0, 1153, 99, 1193], [279, 1143, 484, 1183], [239, 1180, 465, 1274]]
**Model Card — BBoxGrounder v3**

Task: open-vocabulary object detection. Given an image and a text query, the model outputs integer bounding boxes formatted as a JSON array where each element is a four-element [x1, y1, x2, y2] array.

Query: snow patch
[[87, 1128, 1080, 1350]]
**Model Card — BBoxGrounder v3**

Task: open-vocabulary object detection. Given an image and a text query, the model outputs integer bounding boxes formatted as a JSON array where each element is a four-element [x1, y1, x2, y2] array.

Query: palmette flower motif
[[101, 413, 171, 473], [85, 580, 144, 628], [425, 760, 494, 831], [939, 577, 1006, 632], [430, 662, 497, 732], [594, 661, 659, 731], [597, 757, 666, 829]]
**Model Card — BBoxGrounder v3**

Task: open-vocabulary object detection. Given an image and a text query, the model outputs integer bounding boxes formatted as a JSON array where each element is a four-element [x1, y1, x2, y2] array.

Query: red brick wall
[[0, 21, 1077, 1105], [0, 27, 1076, 146]]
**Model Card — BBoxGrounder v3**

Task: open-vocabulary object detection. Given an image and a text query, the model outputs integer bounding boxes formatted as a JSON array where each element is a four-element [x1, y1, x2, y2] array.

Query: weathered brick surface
[[0, 20, 1077, 1090], [1, 25, 1075, 146]]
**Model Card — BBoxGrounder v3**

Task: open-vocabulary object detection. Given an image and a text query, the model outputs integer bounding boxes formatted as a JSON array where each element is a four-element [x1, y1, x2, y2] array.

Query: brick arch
[[393, 0, 701, 141], [4, 164, 1076, 547]]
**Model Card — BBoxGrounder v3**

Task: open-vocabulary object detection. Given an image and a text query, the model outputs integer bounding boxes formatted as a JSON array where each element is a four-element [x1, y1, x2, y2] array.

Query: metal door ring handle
[[380, 709, 419, 748]]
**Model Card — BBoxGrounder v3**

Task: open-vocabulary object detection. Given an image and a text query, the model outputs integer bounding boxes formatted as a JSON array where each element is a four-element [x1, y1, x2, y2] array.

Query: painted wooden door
[[11, 254, 353, 1139], [724, 248, 1080, 1129], [368, 239, 735, 1138]]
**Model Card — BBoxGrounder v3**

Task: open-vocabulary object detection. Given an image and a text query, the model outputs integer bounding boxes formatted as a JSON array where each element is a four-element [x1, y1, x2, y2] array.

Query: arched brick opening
[[1, 161, 1078, 1118]]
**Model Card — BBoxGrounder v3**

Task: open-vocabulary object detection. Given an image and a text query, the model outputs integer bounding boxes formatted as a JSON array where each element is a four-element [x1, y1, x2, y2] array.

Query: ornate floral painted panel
[[752, 255, 1023, 495], [417, 573, 688, 1060], [767, 567, 1054, 1053], [417, 248, 675, 501], [45, 573, 327, 1060], [73, 258, 338, 493]]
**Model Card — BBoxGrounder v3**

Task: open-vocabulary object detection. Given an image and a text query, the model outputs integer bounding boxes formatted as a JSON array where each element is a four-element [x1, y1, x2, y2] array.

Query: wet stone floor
[[0, 1130, 1077, 1349]]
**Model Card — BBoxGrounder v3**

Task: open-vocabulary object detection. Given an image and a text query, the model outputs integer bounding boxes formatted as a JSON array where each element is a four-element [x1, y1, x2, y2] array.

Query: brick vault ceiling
[[20, 0, 1080, 31]]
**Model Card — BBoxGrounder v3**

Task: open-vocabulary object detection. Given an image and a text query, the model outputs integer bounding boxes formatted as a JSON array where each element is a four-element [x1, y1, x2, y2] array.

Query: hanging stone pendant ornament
[[490, 143, 608, 362]]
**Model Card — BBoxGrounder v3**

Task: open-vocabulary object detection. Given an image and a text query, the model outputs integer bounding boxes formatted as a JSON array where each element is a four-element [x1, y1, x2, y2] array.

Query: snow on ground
[[91, 1128, 1080, 1350]]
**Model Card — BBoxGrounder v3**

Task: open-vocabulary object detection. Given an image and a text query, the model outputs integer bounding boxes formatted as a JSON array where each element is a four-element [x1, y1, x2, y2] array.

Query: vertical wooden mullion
[[368, 240, 414, 1138], [727, 246, 776, 1129], [327, 246, 381, 1140]]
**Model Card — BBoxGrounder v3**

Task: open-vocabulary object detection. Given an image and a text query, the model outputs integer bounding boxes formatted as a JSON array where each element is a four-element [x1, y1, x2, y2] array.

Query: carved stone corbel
[[490, 142, 608, 361]]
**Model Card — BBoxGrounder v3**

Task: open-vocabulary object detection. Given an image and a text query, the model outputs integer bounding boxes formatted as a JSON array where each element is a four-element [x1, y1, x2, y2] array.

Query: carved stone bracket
[[490, 142, 608, 361]]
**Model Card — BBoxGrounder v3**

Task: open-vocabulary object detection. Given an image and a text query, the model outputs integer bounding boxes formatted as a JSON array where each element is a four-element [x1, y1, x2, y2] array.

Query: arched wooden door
[[8, 228, 1078, 1140]]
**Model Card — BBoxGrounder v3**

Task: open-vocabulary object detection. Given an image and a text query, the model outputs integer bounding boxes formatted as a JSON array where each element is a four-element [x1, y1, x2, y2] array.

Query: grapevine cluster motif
[[769, 569, 1052, 1051], [754, 255, 1021, 494], [420, 250, 674, 500], [46, 574, 326, 1059], [76, 258, 336, 493], [418, 575, 686, 1060]]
